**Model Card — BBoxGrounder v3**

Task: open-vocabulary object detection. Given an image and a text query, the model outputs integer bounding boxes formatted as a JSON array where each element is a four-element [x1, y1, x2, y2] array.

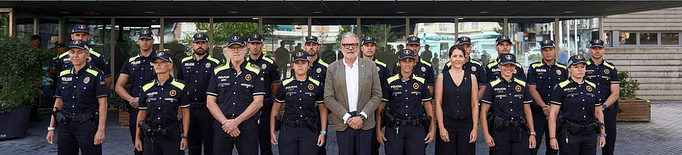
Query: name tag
[[61, 77, 73, 82]]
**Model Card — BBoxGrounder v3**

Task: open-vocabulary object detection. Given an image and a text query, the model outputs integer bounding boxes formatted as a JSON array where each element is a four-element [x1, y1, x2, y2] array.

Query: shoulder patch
[[171, 79, 186, 90], [85, 69, 99, 76], [245, 62, 261, 75], [558, 80, 570, 88], [487, 61, 498, 69], [531, 62, 543, 68], [214, 64, 229, 75], [128, 55, 140, 62], [586, 60, 593, 66], [142, 81, 155, 92], [585, 80, 597, 88], [318, 60, 329, 67], [387, 74, 400, 84], [445, 61, 451, 67], [59, 51, 70, 58], [603, 61, 615, 70], [88, 48, 102, 57], [420, 59, 432, 67], [412, 75, 425, 84], [181, 56, 192, 63], [556, 63, 567, 69], [489, 78, 502, 87], [308, 77, 320, 86], [282, 78, 295, 86], [515, 63, 523, 68], [208, 56, 221, 64], [59, 70, 71, 77], [375, 60, 387, 67], [262, 56, 275, 64], [469, 59, 482, 66], [513, 78, 527, 86]]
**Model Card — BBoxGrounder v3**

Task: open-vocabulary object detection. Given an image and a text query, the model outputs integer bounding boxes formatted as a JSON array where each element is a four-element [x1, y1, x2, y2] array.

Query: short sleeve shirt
[[138, 77, 190, 127], [206, 62, 266, 118], [55, 65, 108, 114], [481, 77, 533, 120], [527, 61, 568, 105], [177, 55, 221, 102], [120, 51, 157, 97], [485, 60, 527, 82], [56, 47, 112, 78], [383, 74, 432, 120], [246, 54, 280, 100], [585, 59, 621, 104], [275, 77, 324, 121], [393, 58, 435, 86], [550, 79, 600, 125]]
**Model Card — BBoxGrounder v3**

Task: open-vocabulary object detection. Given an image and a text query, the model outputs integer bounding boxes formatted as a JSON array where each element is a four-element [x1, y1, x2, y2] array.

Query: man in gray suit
[[324, 32, 383, 155]]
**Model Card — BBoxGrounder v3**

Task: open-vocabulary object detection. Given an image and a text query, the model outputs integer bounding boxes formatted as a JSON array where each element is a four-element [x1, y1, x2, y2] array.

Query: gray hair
[[340, 32, 359, 44]]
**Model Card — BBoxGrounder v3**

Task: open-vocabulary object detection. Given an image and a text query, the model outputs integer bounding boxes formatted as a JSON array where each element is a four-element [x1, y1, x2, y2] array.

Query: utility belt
[[488, 113, 528, 131], [138, 120, 179, 139], [225, 114, 257, 122], [53, 108, 97, 124], [384, 110, 431, 127], [557, 116, 602, 134], [277, 116, 319, 133]]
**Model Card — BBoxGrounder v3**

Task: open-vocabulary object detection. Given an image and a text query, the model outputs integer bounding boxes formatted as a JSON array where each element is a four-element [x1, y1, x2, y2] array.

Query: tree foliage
[[0, 36, 49, 113], [196, 23, 276, 45]]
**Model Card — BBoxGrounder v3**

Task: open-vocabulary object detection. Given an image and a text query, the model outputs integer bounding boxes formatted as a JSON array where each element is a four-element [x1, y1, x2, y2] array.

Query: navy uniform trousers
[[212, 119, 258, 155], [278, 125, 319, 155], [558, 129, 598, 155], [188, 104, 213, 155], [142, 124, 182, 155], [384, 125, 426, 155], [58, 119, 101, 155], [489, 127, 530, 155]]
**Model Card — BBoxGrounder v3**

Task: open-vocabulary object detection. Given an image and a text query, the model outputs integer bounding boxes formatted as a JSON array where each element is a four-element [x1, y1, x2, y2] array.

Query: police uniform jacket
[[275, 77, 324, 121], [382, 74, 432, 120], [120, 50, 157, 97], [585, 59, 620, 104], [527, 61, 568, 107], [550, 79, 599, 125], [481, 77, 532, 120]]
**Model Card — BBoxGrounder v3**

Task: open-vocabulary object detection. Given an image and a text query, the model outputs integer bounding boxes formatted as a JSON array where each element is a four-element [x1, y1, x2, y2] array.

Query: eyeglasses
[[228, 46, 245, 50], [341, 43, 359, 49]]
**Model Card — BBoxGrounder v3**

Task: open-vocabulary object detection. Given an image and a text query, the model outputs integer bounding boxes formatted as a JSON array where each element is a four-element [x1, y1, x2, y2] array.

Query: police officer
[[46, 40, 108, 155], [134, 51, 190, 155], [485, 36, 526, 82], [548, 55, 606, 155], [526, 40, 566, 155], [584, 39, 620, 155], [206, 35, 265, 155], [244, 33, 280, 155], [435, 45, 480, 155], [376, 49, 435, 155], [392, 36, 435, 94], [56, 24, 112, 87], [300, 35, 329, 155], [115, 29, 157, 155], [442, 36, 488, 98], [480, 53, 536, 155], [177, 33, 221, 155], [361, 36, 390, 155], [270, 50, 328, 155]]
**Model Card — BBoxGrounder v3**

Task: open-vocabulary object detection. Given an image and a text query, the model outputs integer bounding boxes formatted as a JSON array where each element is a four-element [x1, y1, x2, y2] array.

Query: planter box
[[0, 106, 32, 139], [617, 99, 651, 122], [119, 109, 129, 126]]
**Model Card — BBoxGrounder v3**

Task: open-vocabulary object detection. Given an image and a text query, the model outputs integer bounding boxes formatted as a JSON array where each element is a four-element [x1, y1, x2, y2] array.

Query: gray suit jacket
[[324, 58, 382, 131]]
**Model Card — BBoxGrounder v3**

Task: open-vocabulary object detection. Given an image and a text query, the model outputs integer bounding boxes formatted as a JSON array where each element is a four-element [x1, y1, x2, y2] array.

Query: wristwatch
[[601, 104, 608, 109], [529, 132, 537, 136], [320, 131, 327, 135], [181, 135, 188, 139], [47, 127, 55, 131], [599, 133, 607, 137]]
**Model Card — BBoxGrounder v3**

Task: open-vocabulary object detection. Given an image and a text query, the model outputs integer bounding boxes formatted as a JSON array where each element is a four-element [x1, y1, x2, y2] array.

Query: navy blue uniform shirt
[[120, 51, 157, 97], [382, 74, 432, 120], [177, 55, 221, 102], [139, 77, 190, 127], [55, 65, 108, 114], [206, 62, 266, 118], [527, 61, 568, 106], [485, 59, 526, 82], [550, 79, 600, 125], [481, 77, 532, 120], [246, 54, 280, 99], [275, 77, 324, 121], [585, 59, 620, 104], [308, 58, 328, 82]]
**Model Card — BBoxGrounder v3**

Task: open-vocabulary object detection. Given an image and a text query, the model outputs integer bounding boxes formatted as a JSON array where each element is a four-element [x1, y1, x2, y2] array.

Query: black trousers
[[143, 125, 182, 155], [530, 111, 557, 155], [435, 116, 475, 155], [128, 106, 143, 155], [278, 126, 319, 155], [489, 127, 530, 155], [188, 106, 213, 155], [558, 130, 598, 155], [602, 103, 618, 155], [258, 100, 274, 155], [212, 118, 258, 155], [57, 120, 101, 155], [336, 128, 373, 155], [384, 125, 426, 155]]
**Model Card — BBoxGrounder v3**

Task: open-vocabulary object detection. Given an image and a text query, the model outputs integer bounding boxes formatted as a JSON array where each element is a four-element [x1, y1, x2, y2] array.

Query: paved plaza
[[1, 101, 681, 155]]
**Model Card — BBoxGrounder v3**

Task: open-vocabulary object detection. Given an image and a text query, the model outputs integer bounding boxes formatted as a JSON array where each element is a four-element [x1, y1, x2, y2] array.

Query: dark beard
[[195, 49, 206, 55]]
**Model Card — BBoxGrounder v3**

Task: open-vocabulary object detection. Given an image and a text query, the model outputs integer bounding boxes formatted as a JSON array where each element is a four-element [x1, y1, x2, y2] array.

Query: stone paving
[[1, 101, 680, 155]]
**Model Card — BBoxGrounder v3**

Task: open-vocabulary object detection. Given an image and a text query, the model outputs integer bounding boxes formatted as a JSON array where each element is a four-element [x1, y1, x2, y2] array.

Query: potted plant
[[616, 71, 651, 122], [0, 35, 50, 139]]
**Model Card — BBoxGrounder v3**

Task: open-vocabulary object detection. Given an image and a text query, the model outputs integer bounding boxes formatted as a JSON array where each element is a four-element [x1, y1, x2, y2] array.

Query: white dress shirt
[[341, 58, 367, 124]]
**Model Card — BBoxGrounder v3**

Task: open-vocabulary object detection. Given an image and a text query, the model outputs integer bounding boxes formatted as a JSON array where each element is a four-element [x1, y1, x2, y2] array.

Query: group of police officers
[[45, 24, 620, 155]]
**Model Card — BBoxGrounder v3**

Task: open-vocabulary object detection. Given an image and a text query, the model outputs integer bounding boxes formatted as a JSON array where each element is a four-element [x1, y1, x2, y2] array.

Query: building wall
[[604, 7, 682, 31]]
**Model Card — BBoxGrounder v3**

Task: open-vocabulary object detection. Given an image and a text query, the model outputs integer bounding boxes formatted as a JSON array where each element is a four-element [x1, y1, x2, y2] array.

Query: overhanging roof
[[3, 1, 682, 20]]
